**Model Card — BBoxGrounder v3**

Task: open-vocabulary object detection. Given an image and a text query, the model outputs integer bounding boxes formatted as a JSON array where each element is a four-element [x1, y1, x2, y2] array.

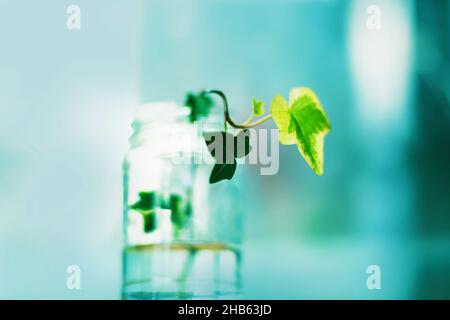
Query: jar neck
[[129, 101, 223, 151]]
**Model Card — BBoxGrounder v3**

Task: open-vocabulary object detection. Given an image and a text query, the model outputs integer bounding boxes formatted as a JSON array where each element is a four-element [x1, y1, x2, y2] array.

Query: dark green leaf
[[130, 192, 158, 233], [130, 191, 157, 212], [209, 161, 237, 184], [170, 194, 191, 229], [185, 91, 214, 122], [204, 130, 252, 183], [142, 212, 156, 233]]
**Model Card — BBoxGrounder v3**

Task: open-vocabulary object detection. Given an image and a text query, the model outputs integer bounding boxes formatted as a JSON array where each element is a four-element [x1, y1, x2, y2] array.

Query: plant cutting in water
[[131, 87, 331, 232], [127, 87, 330, 295]]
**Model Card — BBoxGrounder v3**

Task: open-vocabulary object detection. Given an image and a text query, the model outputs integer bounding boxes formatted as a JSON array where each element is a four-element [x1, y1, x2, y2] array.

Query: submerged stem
[[177, 247, 197, 296], [208, 90, 273, 129]]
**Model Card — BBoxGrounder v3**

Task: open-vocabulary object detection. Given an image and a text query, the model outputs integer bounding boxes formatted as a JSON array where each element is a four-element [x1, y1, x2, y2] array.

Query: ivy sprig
[[186, 88, 331, 183]]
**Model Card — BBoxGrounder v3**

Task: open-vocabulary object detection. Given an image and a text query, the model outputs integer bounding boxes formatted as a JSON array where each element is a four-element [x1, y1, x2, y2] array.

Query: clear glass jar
[[122, 102, 243, 300]]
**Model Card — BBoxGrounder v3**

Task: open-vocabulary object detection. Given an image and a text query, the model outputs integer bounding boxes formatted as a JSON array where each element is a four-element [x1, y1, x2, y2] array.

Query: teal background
[[1, 0, 450, 299]]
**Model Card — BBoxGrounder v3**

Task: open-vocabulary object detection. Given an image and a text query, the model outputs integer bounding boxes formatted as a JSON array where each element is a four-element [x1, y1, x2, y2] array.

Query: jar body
[[121, 102, 242, 300]]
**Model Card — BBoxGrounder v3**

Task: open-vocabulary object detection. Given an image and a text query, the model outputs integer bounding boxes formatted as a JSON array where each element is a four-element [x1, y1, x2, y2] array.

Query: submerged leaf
[[130, 192, 158, 233], [169, 194, 191, 229], [142, 213, 156, 233], [131, 191, 157, 212]]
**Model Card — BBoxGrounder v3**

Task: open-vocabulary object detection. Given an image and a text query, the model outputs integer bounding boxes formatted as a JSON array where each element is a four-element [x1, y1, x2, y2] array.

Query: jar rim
[[133, 101, 190, 125], [128, 101, 224, 150]]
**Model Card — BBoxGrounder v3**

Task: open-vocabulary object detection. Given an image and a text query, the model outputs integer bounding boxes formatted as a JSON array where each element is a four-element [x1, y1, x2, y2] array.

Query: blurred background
[[1, 0, 450, 299]]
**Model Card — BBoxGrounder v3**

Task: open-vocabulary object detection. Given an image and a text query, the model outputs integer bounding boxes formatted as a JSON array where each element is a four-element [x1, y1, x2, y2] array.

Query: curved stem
[[208, 90, 273, 129]]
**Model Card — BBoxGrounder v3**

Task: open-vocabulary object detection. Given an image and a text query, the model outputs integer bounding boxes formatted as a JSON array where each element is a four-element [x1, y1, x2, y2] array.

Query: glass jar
[[121, 102, 243, 300]]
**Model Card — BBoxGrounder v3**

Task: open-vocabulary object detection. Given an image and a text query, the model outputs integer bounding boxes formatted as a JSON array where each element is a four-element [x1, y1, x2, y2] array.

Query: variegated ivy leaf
[[270, 87, 330, 175]]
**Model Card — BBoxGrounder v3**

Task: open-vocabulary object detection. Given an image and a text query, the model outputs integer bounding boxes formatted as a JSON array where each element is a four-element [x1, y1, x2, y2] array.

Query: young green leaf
[[252, 98, 265, 116], [271, 87, 330, 175]]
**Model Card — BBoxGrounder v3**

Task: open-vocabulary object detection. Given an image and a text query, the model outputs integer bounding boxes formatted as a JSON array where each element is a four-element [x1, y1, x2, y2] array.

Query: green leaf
[[204, 130, 252, 183], [159, 192, 171, 210], [270, 96, 297, 145], [209, 161, 237, 183], [142, 213, 156, 233], [271, 87, 330, 175], [204, 130, 252, 160], [131, 192, 158, 233], [131, 191, 157, 212], [169, 194, 191, 229], [185, 91, 214, 122], [252, 98, 265, 116]]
